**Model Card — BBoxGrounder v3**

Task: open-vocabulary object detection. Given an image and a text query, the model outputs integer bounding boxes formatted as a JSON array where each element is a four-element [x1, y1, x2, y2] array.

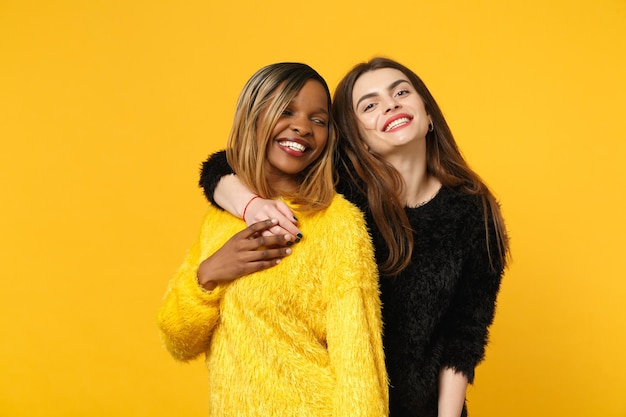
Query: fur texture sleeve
[[199, 150, 234, 207], [440, 204, 504, 382], [157, 213, 224, 362]]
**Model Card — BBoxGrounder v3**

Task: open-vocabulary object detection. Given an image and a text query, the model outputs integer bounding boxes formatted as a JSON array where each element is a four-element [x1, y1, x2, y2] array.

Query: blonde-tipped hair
[[226, 63, 336, 213]]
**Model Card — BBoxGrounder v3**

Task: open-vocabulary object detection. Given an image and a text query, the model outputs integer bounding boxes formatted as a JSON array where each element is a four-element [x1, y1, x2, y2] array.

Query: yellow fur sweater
[[158, 194, 388, 417]]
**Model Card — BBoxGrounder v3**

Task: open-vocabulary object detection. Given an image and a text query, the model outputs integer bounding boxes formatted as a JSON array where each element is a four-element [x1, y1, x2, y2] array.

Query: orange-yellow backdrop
[[1, 0, 625, 416]]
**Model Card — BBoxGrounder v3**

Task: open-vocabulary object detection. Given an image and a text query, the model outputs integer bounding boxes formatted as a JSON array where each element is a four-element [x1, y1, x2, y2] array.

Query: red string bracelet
[[242, 195, 261, 220]]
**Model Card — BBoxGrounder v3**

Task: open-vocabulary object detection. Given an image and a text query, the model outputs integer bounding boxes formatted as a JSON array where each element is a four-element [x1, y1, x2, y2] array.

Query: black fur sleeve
[[198, 150, 234, 207], [439, 200, 504, 382]]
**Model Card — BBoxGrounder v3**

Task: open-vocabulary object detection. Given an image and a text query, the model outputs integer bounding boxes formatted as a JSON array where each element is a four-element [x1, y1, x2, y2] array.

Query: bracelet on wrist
[[242, 195, 261, 220]]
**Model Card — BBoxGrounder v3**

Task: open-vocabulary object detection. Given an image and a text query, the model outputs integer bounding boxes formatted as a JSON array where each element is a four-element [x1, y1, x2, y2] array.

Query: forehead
[[353, 68, 410, 98], [290, 79, 329, 110]]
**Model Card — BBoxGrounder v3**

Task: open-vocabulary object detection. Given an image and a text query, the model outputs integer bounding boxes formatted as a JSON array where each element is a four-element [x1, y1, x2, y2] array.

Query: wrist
[[197, 260, 217, 291], [242, 195, 260, 220], [201, 280, 217, 291]]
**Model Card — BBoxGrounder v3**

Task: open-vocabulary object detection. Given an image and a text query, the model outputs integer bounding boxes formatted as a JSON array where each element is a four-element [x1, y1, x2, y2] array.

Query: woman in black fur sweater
[[199, 57, 509, 417]]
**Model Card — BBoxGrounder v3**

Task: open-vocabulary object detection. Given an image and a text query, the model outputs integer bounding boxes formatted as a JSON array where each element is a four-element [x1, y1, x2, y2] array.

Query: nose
[[384, 96, 401, 113], [291, 114, 311, 136]]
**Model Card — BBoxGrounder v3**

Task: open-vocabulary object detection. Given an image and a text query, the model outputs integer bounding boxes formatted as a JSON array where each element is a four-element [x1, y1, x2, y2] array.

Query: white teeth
[[279, 140, 306, 152], [385, 117, 410, 132]]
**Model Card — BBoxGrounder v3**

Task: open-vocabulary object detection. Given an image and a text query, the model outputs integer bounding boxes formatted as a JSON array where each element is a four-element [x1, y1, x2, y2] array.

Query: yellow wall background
[[1, 0, 624, 416]]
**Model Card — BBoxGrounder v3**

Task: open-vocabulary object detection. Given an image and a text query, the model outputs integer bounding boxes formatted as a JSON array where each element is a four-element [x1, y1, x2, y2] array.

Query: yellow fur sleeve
[[157, 218, 224, 362]]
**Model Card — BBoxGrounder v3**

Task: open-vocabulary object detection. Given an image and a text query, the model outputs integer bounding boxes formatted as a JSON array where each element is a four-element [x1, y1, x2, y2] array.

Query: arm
[[325, 203, 388, 417], [197, 218, 293, 291], [213, 174, 257, 219], [199, 150, 302, 239], [438, 368, 469, 417], [158, 218, 292, 360], [157, 213, 224, 362], [440, 204, 504, 382]]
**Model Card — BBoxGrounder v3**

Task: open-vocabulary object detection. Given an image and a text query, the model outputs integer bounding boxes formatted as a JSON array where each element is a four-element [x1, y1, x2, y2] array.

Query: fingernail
[[286, 241, 293, 246], [294, 238, 301, 243], [296, 233, 303, 238], [293, 216, 298, 221]]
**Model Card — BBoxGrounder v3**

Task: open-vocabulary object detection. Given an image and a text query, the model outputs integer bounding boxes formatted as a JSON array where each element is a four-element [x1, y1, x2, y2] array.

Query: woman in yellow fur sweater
[[157, 63, 388, 417]]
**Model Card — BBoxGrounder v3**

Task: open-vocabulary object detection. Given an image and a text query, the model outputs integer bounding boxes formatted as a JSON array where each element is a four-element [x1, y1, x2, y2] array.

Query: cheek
[[359, 129, 378, 149], [357, 114, 378, 132], [314, 125, 329, 142], [357, 115, 376, 135]]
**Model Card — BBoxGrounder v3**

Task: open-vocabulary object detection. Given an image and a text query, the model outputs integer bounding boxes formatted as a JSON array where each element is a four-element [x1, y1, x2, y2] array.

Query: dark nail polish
[[286, 241, 293, 246], [294, 238, 301, 243], [296, 233, 303, 239], [293, 216, 298, 221]]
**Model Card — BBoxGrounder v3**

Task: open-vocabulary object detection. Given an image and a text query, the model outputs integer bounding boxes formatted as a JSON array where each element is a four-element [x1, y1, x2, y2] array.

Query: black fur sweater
[[199, 150, 504, 417]]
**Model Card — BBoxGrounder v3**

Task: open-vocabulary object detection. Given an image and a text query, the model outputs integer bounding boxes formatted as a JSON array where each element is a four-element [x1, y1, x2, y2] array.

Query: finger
[[253, 247, 292, 260], [230, 246, 292, 274], [244, 248, 293, 271], [260, 226, 294, 241], [271, 203, 302, 238], [274, 201, 299, 224], [245, 259, 282, 273], [257, 215, 300, 240], [260, 226, 300, 244], [247, 201, 301, 239], [240, 218, 279, 239], [254, 234, 293, 248]]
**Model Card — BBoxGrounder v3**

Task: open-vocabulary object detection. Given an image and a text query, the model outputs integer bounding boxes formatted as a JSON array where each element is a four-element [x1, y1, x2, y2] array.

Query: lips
[[383, 114, 413, 132], [277, 139, 309, 154]]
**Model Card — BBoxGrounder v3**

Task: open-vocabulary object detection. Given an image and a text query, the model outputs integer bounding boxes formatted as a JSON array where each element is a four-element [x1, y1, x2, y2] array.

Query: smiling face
[[261, 79, 330, 192], [352, 68, 431, 158]]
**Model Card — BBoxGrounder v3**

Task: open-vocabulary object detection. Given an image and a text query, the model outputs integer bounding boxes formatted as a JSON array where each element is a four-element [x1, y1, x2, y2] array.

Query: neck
[[384, 144, 441, 207], [267, 177, 299, 198]]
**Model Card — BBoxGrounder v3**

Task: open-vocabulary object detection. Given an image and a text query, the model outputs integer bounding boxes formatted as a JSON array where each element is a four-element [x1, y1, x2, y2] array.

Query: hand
[[197, 219, 293, 291], [244, 198, 302, 240]]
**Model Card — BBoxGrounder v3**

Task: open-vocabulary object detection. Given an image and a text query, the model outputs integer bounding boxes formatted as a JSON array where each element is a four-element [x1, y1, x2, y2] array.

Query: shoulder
[[422, 186, 484, 227], [436, 187, 504, 265], [198, 204, 243, 241], [438, 186, 483, 213], [318, 194, 368, 229], [300, 195, 371, 251], [203, 202, 237, 221], [305, 196, 378, 294], [408, 186, 490, 249]]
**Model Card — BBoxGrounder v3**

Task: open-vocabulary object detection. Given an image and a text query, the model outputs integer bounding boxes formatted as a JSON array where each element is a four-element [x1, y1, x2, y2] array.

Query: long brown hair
[[333, 57, 509, 275], [226, 63, 336, 212]]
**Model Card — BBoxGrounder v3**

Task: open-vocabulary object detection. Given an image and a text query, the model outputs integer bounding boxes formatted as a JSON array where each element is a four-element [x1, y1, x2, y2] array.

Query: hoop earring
[[428, 122, 434, 132]]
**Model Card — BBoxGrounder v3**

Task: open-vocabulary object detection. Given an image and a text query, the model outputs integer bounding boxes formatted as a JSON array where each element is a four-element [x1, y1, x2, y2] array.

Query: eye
[[282, 109, 293, 117], [362, 102, 375, 112], [395, 89, 410, 97]]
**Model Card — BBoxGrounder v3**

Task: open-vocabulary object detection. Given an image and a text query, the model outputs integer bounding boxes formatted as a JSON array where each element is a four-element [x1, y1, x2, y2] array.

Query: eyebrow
[[309, 107, 330, 118], [355, 79, 411, 110], [284, 104, 329, 116], [315, 108, 329, 115]]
